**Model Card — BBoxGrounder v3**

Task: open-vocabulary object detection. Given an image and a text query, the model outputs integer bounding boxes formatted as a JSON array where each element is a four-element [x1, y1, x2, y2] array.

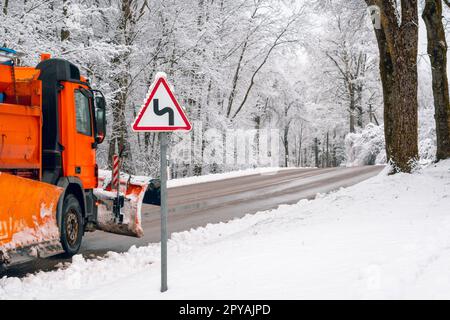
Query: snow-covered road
[[4, 166, 382, 278]]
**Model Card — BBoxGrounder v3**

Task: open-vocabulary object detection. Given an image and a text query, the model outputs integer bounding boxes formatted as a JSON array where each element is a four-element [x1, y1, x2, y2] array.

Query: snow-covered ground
[[1, 161, 450, 299]]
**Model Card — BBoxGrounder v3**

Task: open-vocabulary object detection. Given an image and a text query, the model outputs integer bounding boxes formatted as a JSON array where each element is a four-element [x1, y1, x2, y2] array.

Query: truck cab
[[36, 57, 108, 255]]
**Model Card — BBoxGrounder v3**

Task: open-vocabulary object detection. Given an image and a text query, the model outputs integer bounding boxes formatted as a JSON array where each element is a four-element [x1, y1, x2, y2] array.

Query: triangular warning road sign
[[132, 75, 192, 132]]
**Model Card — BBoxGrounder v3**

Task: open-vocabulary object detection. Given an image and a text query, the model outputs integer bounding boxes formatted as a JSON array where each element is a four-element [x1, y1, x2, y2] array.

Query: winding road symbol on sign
[[153, 99, 174, 126], [132, 76, 191, 132]]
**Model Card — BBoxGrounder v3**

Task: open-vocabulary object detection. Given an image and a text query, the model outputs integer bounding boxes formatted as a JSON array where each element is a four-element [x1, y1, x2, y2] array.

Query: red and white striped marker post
[[112, 153, 122, 222], [112, 154, 119, 190]]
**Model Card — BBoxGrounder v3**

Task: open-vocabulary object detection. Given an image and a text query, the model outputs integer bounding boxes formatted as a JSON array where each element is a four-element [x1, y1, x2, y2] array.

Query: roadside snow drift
[[1, 161, 450, 299], [166, 167, 294, 188]]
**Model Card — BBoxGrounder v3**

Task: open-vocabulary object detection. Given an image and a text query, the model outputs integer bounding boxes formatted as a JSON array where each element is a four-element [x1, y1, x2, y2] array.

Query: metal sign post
[[131, 73, 192, 293], [160, 132, 168, 292]]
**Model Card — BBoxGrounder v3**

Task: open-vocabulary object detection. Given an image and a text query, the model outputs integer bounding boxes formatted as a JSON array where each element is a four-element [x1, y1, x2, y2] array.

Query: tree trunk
[[349, 92, 356, 133], [284, 126, 289, 167], [303, 148, 307, 167], [355, 52, 367, 129], [107, 0, 135, 173], [423, 0, 450, 160], [226, 40, 248, 118], [314, 138, 319, 168], [3, 0, 8, 15], [326, 131, 329, 167], [389, 37, 419, 172], [367, 0, 419, 173], [297, 127, 303, 167], [61, 0, 70, 42]]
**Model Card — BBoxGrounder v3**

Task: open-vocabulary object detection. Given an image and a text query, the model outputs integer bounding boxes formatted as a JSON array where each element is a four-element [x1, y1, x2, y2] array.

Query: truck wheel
[[60, 194, 83, 256]]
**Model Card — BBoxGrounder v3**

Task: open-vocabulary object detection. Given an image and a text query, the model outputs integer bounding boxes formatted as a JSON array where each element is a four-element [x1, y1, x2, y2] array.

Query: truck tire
[[60, 194, 83, 256]]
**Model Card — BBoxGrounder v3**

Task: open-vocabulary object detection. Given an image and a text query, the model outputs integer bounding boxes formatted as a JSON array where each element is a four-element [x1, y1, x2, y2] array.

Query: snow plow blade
[[94, 170, 151, 238], [0, 173, 63, 265]]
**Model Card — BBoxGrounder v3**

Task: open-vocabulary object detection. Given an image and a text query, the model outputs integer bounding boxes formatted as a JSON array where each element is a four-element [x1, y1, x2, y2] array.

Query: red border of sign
[[132, 77, 192, 132]]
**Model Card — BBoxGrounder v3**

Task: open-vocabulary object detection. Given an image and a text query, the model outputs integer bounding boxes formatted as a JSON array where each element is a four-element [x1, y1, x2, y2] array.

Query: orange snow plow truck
[[0, 48, 152, 268]]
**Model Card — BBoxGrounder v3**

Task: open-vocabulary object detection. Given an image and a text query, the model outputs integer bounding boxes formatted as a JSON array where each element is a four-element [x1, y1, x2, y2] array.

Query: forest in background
[[0, 0, 446, 177]]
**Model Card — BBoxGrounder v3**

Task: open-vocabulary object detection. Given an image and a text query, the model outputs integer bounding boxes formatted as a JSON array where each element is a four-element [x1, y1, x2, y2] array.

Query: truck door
[[59, 82, 96, 189], [73, 87, 96, 189]]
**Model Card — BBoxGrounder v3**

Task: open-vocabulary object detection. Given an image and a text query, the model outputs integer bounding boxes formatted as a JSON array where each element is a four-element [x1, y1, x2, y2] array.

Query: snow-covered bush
[[345, 124, 386, 166], [345, 112, 437, 167], [418, 106, 437, 163]]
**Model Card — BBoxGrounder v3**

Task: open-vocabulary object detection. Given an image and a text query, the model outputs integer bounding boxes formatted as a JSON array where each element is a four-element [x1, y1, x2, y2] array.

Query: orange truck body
[[0, 65, 42, 176], [0, 59, 95, 186]]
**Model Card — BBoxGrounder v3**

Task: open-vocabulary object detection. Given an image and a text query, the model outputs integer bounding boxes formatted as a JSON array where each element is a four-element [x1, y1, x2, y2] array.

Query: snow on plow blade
[[94, 170, 150, 238], [0, 172, 63, 264]]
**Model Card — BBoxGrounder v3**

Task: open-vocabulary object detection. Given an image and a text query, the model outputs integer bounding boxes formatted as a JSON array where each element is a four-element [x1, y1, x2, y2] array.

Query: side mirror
[[95, 95, 106, 110], [94, 95, 107, 144]]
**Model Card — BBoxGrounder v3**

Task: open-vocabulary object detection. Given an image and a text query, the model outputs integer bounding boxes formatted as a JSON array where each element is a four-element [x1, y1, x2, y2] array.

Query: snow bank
[[167, 167, 294, 188], [99, 167, 294, 189], [1, 161, 450, 299]]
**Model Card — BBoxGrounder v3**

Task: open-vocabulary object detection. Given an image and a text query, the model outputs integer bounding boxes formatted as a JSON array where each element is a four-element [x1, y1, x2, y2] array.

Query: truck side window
[[75, 90, 92, 136]]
